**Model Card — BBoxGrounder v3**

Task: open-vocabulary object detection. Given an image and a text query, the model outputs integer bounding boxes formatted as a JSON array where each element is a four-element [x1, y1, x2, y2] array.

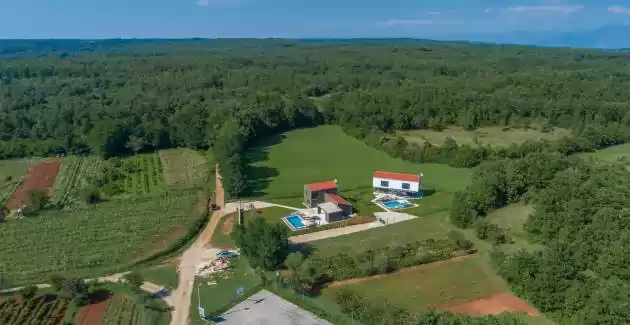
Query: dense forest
[[3, 39, 630, 324], [3, 39, 630, 196]]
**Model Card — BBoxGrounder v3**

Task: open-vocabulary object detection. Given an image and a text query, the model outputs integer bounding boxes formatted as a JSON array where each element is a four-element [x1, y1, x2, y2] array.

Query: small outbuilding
[[317, 202, 344, 223]]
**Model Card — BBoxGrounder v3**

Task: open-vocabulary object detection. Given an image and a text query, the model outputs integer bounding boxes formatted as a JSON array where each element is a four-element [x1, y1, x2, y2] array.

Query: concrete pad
[[373, 212, 416, 225], [213, 289, 332, 325]]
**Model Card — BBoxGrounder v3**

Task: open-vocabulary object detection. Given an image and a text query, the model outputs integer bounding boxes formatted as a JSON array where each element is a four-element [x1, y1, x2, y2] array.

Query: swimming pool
[[285, 215, 306, 230], [382, 200, 412, 209]]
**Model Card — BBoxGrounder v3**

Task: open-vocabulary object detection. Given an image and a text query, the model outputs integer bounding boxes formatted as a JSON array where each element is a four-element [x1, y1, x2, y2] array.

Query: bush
[[81, 186, 102, 204], [27, 189, 48, 212], [474, 220, 508, 245], [20, 285, 38, 300], [448, 230, 474, 251]]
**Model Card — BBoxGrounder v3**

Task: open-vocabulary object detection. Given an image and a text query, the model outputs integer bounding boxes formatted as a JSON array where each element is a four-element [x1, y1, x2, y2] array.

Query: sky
[[1, 0, 630, 39]]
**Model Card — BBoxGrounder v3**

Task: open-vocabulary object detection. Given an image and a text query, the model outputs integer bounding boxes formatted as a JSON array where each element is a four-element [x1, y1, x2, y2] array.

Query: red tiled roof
[[306, 181, 337, 191], [326, 193, 351, 206], [373, 171, 420, 182]]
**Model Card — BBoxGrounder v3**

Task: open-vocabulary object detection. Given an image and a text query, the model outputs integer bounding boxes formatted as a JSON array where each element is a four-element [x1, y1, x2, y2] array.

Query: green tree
[[20, 285, 38, 300], [125, 135, 146, 155], [27, 189, 48, 212], [123, 272, 144, 291], [231, 217, 289, 270]]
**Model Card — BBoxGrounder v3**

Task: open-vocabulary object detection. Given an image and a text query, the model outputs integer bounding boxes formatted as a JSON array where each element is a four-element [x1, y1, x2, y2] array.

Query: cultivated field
[[103, 153, 165, 196], [397, 126, 570, 148], [50, 155, 104, 206], [245, 125, 471, 199], [159, 148, 210, 188], [0, 158, 46, 206], [0, 191, 202, 284], [100, 293, 169, 325], [0, 294, 69, 325], [5, 159, 62, 210], [322, 256, 538, 317]]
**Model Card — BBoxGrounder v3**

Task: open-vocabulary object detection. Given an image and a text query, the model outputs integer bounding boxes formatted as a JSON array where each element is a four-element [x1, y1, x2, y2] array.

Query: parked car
[[216, 250, 238, 259]]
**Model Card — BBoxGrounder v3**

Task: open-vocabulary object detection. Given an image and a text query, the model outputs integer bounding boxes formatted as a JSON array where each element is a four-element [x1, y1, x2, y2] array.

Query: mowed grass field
[[397, 126, 570, 148], [0, 191, 203, 284], [159, 148, 210, 188], [0, 157, 48, 205], [484, 204, 544, 254], [245, 126, 471, 199], [322, 257, 506, 311]]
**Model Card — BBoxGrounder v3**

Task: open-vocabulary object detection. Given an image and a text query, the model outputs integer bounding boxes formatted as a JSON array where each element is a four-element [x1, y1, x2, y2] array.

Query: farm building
[[373, 171, 423, 197], [303, 180, 353, 222]]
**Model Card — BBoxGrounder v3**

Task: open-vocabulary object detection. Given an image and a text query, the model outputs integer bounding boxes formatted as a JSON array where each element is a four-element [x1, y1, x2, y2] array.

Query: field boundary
[[326, 254, 476, 288]]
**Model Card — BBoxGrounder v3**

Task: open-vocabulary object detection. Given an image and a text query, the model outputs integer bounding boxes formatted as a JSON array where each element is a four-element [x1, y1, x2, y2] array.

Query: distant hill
[[455, 24, 630, 49]]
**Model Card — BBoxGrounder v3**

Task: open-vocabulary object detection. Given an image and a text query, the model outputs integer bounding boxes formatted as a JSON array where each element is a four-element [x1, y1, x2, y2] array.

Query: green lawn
[[403, 191, 454, 217], [311, 212, 455, 256], [322, 256, 507, 311], [139, 265, 179, 289], [0, 158, 48, 205], [397, 126, 570, 148], [190, 257, 262, 325], [244, 125, 471, 199]]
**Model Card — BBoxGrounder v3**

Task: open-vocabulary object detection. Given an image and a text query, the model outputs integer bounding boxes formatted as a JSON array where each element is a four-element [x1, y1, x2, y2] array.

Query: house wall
[[304, 187, 338, 208], [372, 177, 420, 192], [326, 210, 344, 223]]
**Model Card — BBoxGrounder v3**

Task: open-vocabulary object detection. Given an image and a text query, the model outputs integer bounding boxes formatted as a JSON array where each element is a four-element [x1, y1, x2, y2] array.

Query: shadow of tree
[[242, 134, 285, 197]]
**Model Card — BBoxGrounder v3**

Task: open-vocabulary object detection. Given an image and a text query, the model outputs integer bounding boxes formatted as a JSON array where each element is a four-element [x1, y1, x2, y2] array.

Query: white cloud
[[427, 11, 441, 16], [484, 8, 492, 14], [195, 0, 241, 8], [377, 19, 434, 27], [608, 6, 630, 14], [503, 5, 584, 14]]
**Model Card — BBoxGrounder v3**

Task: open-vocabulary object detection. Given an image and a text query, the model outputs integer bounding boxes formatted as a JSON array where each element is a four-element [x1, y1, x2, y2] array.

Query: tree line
[[4, 40, 630, 198], [449, 152, 630, 324]]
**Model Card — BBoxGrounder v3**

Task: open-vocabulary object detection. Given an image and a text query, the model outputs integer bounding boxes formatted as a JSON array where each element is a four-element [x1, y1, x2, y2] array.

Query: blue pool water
[[383, 200, 412, 209], [286, 215, 306, 229]]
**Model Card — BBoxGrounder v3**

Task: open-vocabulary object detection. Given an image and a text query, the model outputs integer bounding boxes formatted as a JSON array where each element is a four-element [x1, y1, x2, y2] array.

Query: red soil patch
[[6, 159, 62, 210], [327, 254, 476, 287], [75, 299, 109, 325], [444, 292, 540, 317]]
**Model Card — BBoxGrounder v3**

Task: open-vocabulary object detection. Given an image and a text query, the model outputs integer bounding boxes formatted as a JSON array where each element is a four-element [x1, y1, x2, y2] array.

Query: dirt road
[[169, 210, 223, 325]]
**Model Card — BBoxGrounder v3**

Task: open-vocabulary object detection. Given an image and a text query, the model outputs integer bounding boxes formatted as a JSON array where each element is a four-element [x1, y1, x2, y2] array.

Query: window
[[380, 180, 389, 187], [402, 183, 411, 190]]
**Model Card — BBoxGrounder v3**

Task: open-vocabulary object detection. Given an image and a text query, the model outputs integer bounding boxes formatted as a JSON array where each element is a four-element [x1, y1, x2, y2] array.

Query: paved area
[[373, 211, 416, 225], [289, 222, 382, 243], [223, 200, 301, 215], [213, 289, 332, 325]]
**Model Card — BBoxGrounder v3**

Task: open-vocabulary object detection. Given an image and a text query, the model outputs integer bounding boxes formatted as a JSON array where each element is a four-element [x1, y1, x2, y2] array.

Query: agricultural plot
[[245, 125, 471, 199], [321, 256, 537, 317], [0, 191, 201, 284], [397, 126, 570, 148], [5, 159, 62, 210], [0, 294, 69, 325], [159, 148, 210, 188], [103, 153, 165, 196], [0, 158, 46, 205], [50, 155, 104, 206]]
